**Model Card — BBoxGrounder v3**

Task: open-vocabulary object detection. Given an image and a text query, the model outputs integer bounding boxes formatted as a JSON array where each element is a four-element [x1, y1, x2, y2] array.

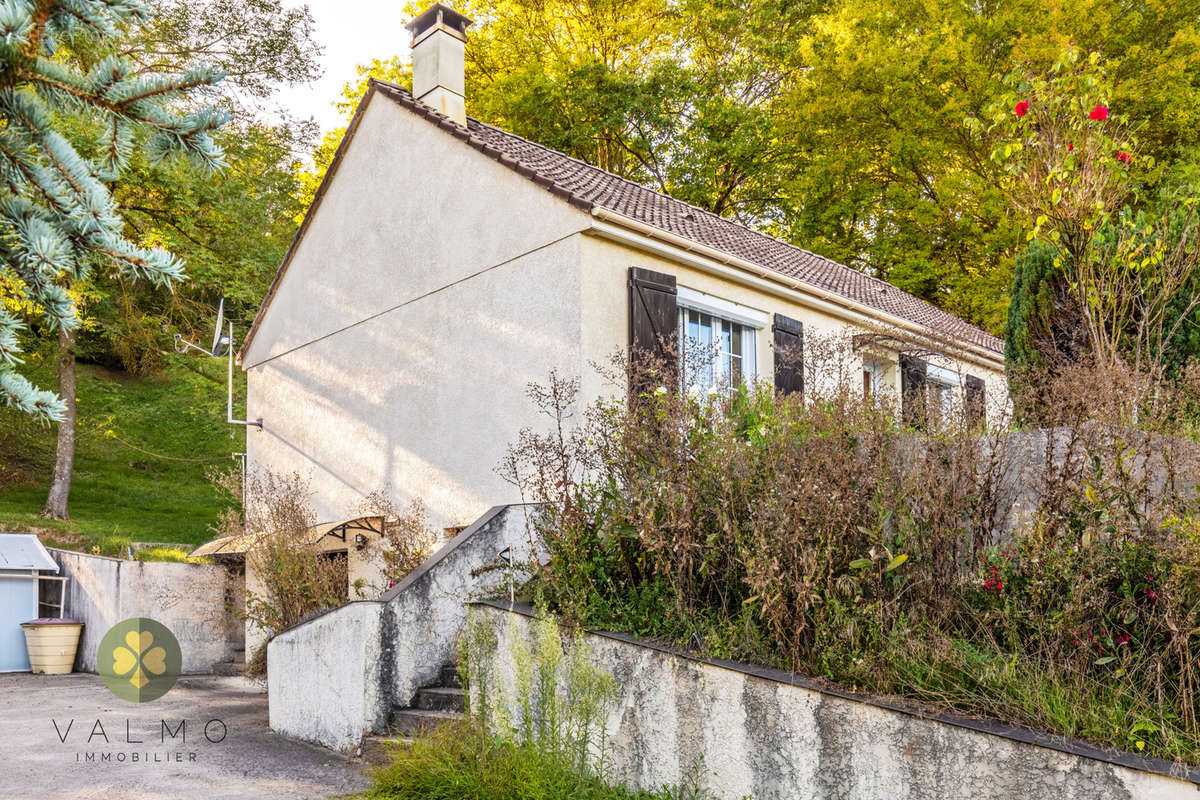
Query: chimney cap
[[407, 2, 473, 43]]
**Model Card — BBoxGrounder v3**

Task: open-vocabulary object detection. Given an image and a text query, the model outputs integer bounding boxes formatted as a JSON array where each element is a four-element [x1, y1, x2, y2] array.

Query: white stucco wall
[[243, 92, 590, 530], [267, 600, 387, 750]]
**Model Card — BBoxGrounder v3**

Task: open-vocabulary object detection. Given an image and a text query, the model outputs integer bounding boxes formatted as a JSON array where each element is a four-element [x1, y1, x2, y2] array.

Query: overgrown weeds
[[461, 611, 617, 774], [360, 720, 693, 800], [500, 341, 1200, 764], [368, 608, 705, 800]]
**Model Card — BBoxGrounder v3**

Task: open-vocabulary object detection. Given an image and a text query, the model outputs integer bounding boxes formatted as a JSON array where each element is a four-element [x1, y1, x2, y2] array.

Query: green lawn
[[0, 354, 243, 556]]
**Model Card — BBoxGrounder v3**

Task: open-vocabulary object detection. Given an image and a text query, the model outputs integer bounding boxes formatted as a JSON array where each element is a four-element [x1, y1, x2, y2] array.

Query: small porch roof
[[188, 516, 387, 558]]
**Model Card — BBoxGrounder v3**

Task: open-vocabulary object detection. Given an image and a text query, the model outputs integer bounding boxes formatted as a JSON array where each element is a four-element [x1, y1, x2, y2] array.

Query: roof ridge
[[370, 79, 1002, 355]]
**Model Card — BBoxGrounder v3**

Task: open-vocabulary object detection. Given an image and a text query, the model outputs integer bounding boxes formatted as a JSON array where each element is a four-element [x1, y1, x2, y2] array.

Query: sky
[[272, 0, 415, 136]]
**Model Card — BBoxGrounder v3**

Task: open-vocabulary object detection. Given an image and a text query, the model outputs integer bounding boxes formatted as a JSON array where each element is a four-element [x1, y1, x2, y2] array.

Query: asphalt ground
[[0, 672, 371, 800]]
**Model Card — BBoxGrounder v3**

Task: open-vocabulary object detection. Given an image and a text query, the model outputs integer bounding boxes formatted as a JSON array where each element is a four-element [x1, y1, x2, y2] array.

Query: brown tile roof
[[373, 79, 1004, 356]]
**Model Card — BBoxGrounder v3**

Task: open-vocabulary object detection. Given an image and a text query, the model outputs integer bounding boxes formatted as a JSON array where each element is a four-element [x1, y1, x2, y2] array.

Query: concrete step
[[358, 734, 414, 766], [211, 660, 245, 677], [389, 708, 462, 736], [439, 664, 461, 688], [411, 686, 464, 712]]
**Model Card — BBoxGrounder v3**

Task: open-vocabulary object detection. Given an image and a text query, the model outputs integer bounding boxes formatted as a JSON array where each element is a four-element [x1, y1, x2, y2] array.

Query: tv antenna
[[174, 298, 262, 430]]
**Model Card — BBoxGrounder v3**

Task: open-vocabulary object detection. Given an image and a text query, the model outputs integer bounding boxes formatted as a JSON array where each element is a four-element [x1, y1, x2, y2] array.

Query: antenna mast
[[174, 299, 262, 430]]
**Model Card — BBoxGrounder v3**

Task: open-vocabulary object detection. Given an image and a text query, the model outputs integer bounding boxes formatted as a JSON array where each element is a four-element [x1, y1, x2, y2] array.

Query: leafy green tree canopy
[[0, 0, 228, 421], [307, 0, 1200, 338], [994, 51, 1200, 418]]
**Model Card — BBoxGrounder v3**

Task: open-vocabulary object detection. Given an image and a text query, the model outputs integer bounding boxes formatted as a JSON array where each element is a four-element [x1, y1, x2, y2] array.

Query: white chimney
[[407, 3, 473, 126]]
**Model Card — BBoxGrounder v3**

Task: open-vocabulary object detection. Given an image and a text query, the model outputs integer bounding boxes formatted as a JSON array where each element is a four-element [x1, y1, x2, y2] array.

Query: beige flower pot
[[21, 619, 83, 675]]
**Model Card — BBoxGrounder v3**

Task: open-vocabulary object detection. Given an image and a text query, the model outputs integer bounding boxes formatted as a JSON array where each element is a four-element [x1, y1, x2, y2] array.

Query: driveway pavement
[[0, 672, 371, 800]]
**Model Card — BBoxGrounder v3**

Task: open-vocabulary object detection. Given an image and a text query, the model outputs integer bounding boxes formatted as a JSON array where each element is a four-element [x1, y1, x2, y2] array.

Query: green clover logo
[[98, 618, 182, 703]]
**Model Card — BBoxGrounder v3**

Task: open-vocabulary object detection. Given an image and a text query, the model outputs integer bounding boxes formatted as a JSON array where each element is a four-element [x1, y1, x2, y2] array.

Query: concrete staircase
[[212, 647, 245, 677], [360, 664, 464, 764], [389, 663, 465, 735]]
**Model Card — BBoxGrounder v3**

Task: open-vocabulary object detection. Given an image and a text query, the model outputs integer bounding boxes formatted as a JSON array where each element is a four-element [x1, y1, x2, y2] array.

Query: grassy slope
[[0, 354, 243, 555]]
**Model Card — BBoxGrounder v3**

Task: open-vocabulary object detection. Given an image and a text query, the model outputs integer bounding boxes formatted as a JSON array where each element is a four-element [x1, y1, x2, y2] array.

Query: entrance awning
[[189, 516, 387, 558]]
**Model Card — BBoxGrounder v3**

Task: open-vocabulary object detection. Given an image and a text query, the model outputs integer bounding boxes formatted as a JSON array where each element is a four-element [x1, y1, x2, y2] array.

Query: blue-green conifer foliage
[[0, 0, 227, 420]]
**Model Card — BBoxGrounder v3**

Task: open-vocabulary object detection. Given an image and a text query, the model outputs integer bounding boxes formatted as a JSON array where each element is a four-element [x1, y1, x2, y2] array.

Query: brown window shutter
[[772, 314, 804, 395], [900, 355, 928, 426], [628, 267, 678, 393], [965, 374, 986, 427]]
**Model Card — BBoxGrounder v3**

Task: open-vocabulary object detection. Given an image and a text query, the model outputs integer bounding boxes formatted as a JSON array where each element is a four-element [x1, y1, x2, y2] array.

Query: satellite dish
[[170, 299, 262, 429], [211, 298, 229, 357]]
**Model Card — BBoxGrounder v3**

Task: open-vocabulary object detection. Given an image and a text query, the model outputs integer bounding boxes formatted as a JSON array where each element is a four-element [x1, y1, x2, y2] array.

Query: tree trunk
[[42, 326, 77, 520]]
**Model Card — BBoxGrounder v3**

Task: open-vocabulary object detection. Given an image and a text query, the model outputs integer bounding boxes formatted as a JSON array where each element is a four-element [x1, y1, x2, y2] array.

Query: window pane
[[677, 304, 757, 394]]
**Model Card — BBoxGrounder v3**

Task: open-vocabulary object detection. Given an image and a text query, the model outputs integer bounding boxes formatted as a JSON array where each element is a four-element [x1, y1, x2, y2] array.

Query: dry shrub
[[218, 469, 349, 650], [209, 473, 442, 676], [359, 489, 439, 586], [502, 337, 1200, 763]]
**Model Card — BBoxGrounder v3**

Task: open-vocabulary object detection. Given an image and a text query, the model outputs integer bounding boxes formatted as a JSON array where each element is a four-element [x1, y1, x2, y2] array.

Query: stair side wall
[[267, 600, 387, 751], [266, 503, 535, 751], [384, 503, 535, 710]]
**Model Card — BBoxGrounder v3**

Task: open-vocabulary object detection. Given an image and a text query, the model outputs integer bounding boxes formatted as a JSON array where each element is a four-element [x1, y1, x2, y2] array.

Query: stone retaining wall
[[474, 602, 1200, 800]]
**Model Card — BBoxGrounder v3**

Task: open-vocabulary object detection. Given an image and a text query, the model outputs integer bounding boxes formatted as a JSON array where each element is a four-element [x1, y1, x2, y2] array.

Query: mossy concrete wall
[[50, 548, 241, 675], [475, 603, 1200, 800]]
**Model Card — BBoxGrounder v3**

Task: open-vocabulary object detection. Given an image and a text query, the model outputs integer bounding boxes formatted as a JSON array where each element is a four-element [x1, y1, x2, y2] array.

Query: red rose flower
[[1089, 105, 1109, 121], [1116, 151, 1131, 163], [1014, 101, 1030, 117]]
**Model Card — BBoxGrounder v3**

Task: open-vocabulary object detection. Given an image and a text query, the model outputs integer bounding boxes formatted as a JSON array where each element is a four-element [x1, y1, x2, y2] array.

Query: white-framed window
[[925, 363, 960, 416], [676, 287, 766, 395], [862, 357, 887, 399]]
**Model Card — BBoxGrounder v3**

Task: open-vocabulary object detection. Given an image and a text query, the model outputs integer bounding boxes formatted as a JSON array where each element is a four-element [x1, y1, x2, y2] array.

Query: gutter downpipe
[[587, 207, 1005, 372]]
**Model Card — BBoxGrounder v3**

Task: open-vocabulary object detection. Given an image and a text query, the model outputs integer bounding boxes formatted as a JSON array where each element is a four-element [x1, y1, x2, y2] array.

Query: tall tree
[[34, 0, 318, 519], [86, 0, 320, 369], [130, 0, 321, 108], [0, 0, 228, 522], [309, 0, 1200, 338], [774, 0, 1200, 331]]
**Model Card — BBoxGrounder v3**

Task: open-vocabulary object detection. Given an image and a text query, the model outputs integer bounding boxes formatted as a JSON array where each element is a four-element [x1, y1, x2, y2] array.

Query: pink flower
[[1116, 151, 1131, 163], [1089, 105, 1109, 121], [1014, 101, 1030, 117]]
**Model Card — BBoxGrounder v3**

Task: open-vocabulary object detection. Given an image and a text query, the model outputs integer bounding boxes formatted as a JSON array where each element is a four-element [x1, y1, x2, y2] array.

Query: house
[[238, 2, 1007, 534]]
